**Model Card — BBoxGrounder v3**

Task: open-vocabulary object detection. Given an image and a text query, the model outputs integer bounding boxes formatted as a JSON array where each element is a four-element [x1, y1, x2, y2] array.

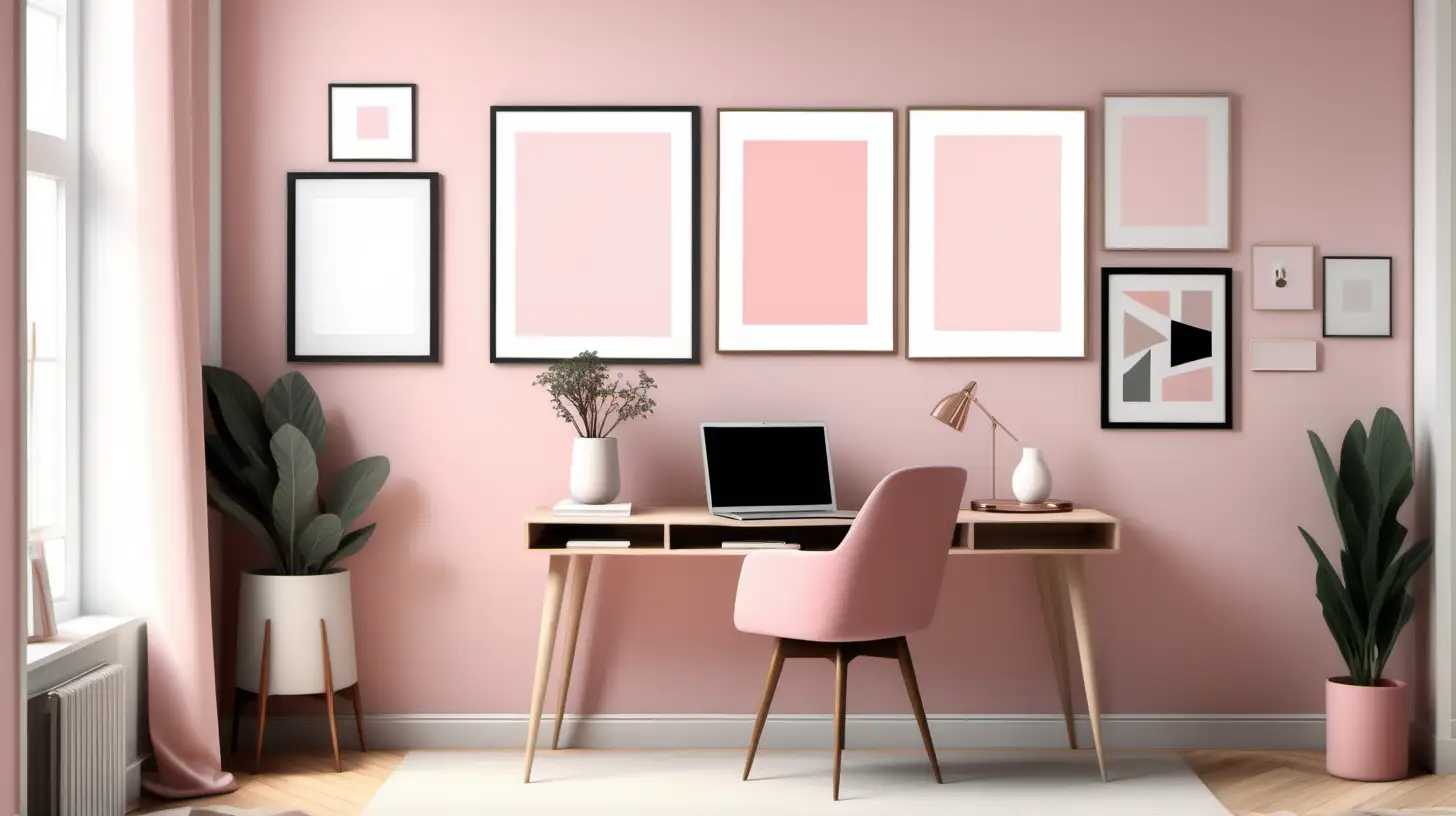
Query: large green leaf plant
[[1300, 408, 1431, 686], [203, 366, 389, 575]]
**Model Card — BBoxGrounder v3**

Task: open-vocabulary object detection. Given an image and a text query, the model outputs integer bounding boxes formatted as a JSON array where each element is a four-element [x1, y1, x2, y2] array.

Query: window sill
[[26, 615, 142, 673]]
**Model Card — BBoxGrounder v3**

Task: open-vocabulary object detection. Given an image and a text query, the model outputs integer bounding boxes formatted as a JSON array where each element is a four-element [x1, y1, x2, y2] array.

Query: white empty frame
[[907, 107, 1087, 358], [717, 109, 895, 352], [288, 173, 440, 362], [1249, 339, 1318, 371], [1104, 95, 1231, 250]]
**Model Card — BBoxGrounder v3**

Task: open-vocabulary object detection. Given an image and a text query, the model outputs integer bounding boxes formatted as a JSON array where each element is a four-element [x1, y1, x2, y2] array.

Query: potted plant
[[202, 366, 389, 700], [535, 351, 657, 505], [1300, 407, 1430, 781]]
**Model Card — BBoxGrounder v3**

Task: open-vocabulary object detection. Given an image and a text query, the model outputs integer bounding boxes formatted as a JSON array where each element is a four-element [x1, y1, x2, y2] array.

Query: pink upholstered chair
[[733, 465, 968, 800]]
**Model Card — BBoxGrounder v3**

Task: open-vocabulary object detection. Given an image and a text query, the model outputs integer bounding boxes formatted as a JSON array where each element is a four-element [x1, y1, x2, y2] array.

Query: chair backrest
[[831, 466, 967, 639]]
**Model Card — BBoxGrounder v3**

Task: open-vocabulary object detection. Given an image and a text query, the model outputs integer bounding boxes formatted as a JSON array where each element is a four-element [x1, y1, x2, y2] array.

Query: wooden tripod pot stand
[[230, 618, 367, 772]]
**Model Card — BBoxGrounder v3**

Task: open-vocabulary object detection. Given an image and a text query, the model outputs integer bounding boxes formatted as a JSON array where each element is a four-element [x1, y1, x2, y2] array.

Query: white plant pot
[[236, 569, 357, 696], [1012, 447, 1053, 504], [570, 437, 621, 505]]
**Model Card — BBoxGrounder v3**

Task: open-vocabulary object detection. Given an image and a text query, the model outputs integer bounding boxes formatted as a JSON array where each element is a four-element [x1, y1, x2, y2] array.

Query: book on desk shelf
[[553, 499, 632, 517], [720, 541, 800, 550], [566, 540, 633, 549]]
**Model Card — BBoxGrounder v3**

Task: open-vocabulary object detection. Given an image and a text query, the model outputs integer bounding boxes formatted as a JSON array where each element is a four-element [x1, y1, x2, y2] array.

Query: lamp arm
[[972, 397, 1020, 442]]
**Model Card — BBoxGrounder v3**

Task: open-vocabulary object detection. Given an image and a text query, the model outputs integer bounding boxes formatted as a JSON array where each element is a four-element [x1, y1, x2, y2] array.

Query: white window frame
[[24, 0, 81, 622]]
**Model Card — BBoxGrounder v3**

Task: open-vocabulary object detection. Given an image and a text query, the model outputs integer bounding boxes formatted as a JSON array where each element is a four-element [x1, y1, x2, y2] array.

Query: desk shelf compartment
[[966, 520, 1117, 552], [667, 524, 850, 552], [527, 522, 667, 551]]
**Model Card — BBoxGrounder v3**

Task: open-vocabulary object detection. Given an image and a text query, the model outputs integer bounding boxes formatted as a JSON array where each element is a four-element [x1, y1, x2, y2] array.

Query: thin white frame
[[716, 109, 895, 353], [907, 107, 1087, 358], [1249, 339, 1318, 371], [490, 106, 700, 363], [1103, 94, 1231, 251], [287, 173, 440, 362]]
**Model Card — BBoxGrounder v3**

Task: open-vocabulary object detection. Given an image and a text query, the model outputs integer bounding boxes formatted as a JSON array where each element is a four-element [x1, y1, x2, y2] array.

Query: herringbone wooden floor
[[130, 749, 1455, 815]]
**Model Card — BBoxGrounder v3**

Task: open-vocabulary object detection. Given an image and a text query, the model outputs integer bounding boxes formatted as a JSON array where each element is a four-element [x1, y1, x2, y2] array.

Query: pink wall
[[1, 0, 19, 807], [221, 0, 1413, 718]]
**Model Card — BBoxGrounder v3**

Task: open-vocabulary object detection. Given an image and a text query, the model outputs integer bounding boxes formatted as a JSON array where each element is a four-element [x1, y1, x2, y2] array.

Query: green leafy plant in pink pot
[[1301, 407, 1430, 781]]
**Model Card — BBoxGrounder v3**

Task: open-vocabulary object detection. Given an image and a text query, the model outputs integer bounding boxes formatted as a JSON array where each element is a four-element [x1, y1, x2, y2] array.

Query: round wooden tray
[[969, 499, 1075, 513]]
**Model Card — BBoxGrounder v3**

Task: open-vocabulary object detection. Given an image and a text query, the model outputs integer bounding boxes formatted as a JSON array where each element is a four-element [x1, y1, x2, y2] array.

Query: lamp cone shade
[[931, 382, 977, 432]]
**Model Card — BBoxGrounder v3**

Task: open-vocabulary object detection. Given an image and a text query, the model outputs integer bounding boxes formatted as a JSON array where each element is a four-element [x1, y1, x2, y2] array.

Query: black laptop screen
[[703, 424, 835, 509]]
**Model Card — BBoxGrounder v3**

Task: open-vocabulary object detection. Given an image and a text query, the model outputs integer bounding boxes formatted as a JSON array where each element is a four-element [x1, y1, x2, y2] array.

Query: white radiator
[[45, 663, 126, 816]]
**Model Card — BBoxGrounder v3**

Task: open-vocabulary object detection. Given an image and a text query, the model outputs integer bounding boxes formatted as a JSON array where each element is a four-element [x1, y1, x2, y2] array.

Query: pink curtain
[[133, 0, 235, 799]]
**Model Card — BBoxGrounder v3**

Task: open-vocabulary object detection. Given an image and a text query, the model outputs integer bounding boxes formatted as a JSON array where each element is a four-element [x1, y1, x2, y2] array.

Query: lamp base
[[969, 499, 1074, 513]]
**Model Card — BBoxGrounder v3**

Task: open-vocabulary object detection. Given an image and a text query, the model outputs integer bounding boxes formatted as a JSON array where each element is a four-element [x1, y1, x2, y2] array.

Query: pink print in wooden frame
[[1103, 94, 1231, 251], [906, 107, 1088, 358], [716, 109, 896, 352]]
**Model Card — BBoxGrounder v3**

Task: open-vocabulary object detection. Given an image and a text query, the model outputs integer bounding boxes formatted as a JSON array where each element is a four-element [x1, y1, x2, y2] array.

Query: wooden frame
[[328, 83, 418, 162], [1102, 93, 1232, 251], [1323, 256, 1394, 338], [715, 108, 897, 353], [490, 105, 701, 363], [519, 507, 1119, 785], [906, 106, 1089, 359], [1101, 267, 1233, 430], [286, 172, 441, 363]]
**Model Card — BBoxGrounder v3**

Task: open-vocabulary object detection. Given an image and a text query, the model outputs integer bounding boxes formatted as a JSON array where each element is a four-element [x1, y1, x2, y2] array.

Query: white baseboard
[[125, 754, 148, 808], [234, 713, 1325, 753]]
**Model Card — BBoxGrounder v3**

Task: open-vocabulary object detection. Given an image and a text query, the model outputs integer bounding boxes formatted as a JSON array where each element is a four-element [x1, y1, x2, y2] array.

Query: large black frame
[[328, 83, 418, 163], [287, 171, 441, 363], [1100, 267, 1233, 430], [489, 105, 701, 364]]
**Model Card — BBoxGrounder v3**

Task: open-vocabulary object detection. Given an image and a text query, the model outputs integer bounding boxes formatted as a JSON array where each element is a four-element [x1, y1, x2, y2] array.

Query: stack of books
[[552, 499, 632, 518]]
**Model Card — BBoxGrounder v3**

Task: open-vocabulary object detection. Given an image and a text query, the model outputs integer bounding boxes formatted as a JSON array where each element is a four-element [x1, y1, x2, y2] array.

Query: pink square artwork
[[741, 140, 868, 326], [933, 134, 1063, 332], [1251, 245, 1315, 310], [355, 106, 391, 140], [512, 131, 673, 337], [1120, 115, 1209, 228]]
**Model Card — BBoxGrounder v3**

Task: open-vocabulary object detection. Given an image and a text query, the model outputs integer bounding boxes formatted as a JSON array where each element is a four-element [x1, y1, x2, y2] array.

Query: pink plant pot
[[1326, 677, 1409, 781]]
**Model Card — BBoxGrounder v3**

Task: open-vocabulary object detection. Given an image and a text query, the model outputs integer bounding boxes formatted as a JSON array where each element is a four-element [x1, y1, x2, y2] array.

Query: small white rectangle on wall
[[1249, 339, 1318, 371]]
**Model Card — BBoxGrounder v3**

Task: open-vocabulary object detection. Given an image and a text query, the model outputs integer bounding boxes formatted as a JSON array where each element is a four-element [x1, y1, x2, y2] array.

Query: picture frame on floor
[[287, 172, 441, 363], [1101, 267, 1233, 429]]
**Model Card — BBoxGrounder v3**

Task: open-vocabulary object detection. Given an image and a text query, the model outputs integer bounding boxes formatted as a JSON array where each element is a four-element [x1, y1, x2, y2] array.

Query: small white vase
[[1011, 447, 1052, 504], [570, 437, 621, 505], [236, 569, 357, 696]]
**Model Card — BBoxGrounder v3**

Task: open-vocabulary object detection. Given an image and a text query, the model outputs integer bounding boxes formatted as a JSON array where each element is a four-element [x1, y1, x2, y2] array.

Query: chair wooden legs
[[743, 636, 939, 800], [896, 638, 941, 783], [743, 639, 785, 780], [832, 647, 847, 801]]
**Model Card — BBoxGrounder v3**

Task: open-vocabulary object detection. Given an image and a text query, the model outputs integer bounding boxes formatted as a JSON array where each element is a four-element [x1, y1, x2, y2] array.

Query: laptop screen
[[702, 423, 835, 510]]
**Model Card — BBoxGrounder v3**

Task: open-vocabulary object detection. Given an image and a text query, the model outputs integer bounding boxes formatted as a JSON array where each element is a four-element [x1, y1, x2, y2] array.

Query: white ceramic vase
[[1011, 447, 1053, 504], [236, 569, 357, 696], [570, 437, 621, 505]]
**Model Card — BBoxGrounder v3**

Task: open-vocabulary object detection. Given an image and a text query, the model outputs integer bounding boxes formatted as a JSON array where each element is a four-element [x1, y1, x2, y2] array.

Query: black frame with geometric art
[[1101, 267, 1233, 429]]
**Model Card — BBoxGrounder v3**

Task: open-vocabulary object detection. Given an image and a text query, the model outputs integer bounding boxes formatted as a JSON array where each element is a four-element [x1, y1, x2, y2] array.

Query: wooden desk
[[522, 507, 1120, 783]]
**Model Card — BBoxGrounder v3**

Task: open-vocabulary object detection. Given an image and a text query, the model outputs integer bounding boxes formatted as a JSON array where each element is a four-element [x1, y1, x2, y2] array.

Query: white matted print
[[491, 106, 700, 363], [907, 107, 1087, 358], [1323, 256, 1392, 337], [1101, 268, 1232, 429], [288, 173, 440, 362], [717, 109, 895, 352], [329, 84, 416, 162], [1249, 339, 1318, 372], [1104, 95, 1230, 250]]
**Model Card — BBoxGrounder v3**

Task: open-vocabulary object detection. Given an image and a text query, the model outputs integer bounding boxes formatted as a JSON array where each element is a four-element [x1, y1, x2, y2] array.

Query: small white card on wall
[[1249, 339, 1318, 371]]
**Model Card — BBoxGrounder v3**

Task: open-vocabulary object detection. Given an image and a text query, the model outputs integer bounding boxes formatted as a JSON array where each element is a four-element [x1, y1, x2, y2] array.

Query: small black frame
[[328, 83, 418, 163], [1100, 267, 1233, 430], [1322, 256, 1394, 338], [489, 105, 702, 364], [287, 171, 441, 363]]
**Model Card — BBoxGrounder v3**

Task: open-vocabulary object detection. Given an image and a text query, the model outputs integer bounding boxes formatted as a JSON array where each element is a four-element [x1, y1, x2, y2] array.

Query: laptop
[[701, 422, 857, 521]]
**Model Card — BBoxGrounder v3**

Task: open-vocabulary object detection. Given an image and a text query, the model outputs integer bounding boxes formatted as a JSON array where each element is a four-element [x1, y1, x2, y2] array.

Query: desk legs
[[524, 555, 570, 783], [1058, 557, 1107, 782], [552, 555, 595, 749], [1034, 557, 1077, 750]]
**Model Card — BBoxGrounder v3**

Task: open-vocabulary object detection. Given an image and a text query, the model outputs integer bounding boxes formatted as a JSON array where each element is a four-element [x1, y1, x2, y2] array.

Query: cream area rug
[[361, 749, 1232, 815]]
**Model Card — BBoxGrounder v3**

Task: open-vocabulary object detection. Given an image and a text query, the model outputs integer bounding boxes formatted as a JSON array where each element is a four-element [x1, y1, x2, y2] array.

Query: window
[[25, 0, 80, 624]]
